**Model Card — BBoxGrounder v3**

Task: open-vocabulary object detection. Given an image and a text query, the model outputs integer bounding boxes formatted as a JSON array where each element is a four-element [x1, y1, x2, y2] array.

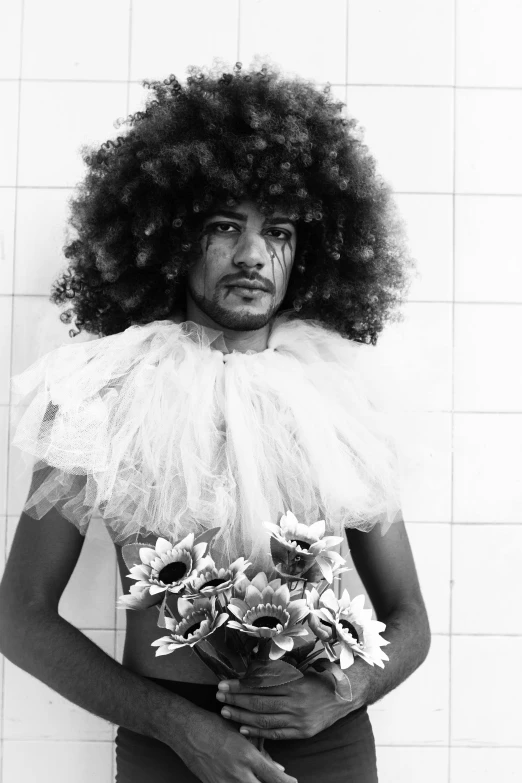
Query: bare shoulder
[[0, 465, 87, 613]]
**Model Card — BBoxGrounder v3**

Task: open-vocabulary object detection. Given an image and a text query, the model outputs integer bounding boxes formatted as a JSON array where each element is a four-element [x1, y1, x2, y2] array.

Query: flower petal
[[149, 584, 167, 595], [269, 641, 288, 660], [155, 537, 174, 556], [251, 572, 269, 592], [273, 634, 294, 651], [340, 645, 355, 670], [139, 547, 157, 566], [308, 519, 326, 539]]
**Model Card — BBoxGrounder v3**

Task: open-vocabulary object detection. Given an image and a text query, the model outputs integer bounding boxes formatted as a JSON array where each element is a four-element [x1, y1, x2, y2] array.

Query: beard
[[186, 278, 279, 332]]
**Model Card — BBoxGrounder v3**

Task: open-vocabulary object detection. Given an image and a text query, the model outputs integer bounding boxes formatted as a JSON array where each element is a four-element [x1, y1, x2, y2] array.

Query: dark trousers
[[115, 677, 379, 782]]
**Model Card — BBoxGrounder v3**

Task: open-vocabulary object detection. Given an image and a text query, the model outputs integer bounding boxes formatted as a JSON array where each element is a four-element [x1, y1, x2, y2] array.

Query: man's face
[[185, 199, 297, 331]]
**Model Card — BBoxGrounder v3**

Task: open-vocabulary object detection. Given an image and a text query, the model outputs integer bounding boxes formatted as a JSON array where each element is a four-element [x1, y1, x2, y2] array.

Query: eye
[[209, 222, 238, 233], [265, 228, 290, 240]]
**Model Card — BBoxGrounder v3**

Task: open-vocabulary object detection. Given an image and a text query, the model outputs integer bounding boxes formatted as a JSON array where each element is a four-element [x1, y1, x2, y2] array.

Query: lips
[[228, 280, 269, 292]]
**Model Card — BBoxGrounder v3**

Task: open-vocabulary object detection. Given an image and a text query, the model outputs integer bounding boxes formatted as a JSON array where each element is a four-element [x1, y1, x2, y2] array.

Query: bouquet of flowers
[[118, 511, 389, 750]]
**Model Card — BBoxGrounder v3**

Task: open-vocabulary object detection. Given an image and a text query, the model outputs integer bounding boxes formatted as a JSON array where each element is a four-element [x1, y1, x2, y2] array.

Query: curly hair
[[52, 61, 415, 345]]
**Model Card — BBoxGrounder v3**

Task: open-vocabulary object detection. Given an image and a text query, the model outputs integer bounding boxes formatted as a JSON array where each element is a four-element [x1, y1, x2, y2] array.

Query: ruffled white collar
[[12, 314, 402, 571]]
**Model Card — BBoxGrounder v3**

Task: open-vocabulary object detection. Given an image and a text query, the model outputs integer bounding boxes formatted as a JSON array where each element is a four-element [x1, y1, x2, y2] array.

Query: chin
[[213, 308, 273, 331]]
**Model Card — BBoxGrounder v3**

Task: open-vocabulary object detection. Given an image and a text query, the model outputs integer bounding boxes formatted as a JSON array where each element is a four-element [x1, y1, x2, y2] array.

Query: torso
[[114, 542, 220, 685]]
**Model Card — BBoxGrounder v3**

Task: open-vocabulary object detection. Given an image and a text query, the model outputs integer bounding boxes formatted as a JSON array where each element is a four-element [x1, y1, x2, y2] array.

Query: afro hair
[[52, 61, 415, 345]]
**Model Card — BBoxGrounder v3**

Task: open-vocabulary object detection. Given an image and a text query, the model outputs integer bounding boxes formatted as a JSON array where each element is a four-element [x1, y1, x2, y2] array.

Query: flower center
[[340, 619, 360, 643], [183, 620, 203, 639], [291, 538, 311, 550], [252, 616, 281, 629], [159, 561, 188, 584], [203, 578, 228, 588]]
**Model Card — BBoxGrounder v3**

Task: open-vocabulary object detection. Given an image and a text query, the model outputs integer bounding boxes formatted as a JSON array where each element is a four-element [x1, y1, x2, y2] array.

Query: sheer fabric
[[11, 314, 402, 572]]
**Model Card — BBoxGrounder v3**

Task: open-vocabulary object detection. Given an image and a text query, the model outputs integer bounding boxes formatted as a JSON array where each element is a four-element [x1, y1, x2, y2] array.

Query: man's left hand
[[215, 668, 368, 741]]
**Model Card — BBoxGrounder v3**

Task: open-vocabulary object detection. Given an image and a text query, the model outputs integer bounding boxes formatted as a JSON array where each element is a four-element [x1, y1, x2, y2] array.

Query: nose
[[233, 229, 271, 268]]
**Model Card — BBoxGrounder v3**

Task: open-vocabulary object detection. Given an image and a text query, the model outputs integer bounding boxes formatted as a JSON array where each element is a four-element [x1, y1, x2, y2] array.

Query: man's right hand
[[170, 708, 297, 783]]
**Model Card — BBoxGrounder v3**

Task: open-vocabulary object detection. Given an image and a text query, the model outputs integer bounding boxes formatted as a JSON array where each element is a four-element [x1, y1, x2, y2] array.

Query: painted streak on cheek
[[201, 242, 230, 299]]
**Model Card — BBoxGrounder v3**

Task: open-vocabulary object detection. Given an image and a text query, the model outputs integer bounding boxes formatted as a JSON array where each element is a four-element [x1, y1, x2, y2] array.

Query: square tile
[[368, 635, 450, 745], [0, 406, 8, 515], [11, 295, 94, 380], [115, 629, 125, 664], [22, 0, 130, 81], [115, 563, 127, 632], [450, 748, 522, 782], [0, 83, 19, 186], [346, 87, 454, 194], [454, 304, 522, 411], [452, 524, 522, 635], [131, 0, 239, 83], [455, 196, 522, 302], [2, 740, 113, 783], [342, 522, 451, 636], [240, 0, 347, 84], [3, 630, 115, 739], [0, 187, 16, 294], [451, 636, 522, 746], [14, 188, 75, 296], [392, 412, 452, 524], [406, 523, 451, 635], [0, 0, 22, 79], [456, 90, 522, 195], [0, 510, 6, 574], [0, 295, 12, 405], [359, 303, 453, 413], [395, 194, 454, 302], [58, 517, 117, 630], [5, 515, 18, 554], [18, 82, 128, 187], [453, 414, 522, 523], [456, 0, 522, 88], [7, 413, 33, 518], [348, 0, 455, 86], [376, 746, 449, 783]]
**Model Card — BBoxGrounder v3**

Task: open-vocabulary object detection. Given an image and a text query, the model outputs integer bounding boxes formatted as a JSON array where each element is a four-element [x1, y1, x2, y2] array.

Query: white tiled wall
[[1, 1, 520, 781]]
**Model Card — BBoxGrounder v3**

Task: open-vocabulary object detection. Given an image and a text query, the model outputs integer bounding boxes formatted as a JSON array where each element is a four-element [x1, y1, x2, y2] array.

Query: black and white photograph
[[0, 1, 520, 781]]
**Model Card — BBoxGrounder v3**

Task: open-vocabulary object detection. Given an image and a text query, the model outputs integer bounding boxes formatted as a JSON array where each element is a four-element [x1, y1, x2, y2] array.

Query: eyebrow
[[204, 209, 296, 227]]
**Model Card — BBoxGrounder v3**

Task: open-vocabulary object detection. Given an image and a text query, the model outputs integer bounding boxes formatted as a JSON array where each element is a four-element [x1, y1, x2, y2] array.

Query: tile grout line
[[236, 0, 241, 64], [0, 78, 521, 90], [109, 2, 134, 775], [448, 1, 458, 779], [1, 2, 25, 778]]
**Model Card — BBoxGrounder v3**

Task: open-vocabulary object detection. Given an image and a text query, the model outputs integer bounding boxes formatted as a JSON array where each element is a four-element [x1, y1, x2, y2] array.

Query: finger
[[244, 724, 302, 742], [255, 756, 298, 783], [217, 692, 287, 713], [218, 680, 289, 696], [221, 705, 292, 729]]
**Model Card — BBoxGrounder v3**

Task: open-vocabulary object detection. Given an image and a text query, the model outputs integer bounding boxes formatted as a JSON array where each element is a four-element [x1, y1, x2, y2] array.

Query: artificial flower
[[125, 533, 213, 604], [227, 572, 309, 660], [151, 596, 229, 656], [264, 511, 347, 583], [307, 587, 389, 669], [183, 557, 251, 600]]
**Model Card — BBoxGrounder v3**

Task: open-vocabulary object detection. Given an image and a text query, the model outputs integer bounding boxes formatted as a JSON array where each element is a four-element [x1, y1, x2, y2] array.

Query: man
[[0, 63, 430, 782]]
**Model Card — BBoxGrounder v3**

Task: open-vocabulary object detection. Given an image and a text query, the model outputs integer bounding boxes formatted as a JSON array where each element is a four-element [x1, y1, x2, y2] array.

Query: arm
[[344, 512, 431, 706], [216, 512, 431, 739], [0, 470, 296, 783]]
